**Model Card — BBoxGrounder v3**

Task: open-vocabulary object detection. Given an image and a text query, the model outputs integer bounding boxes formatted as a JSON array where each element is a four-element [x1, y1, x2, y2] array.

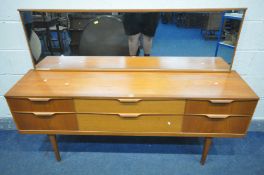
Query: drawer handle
[[33, 112, 55, 117], [117, 99, 142, 103], [209, 100, 234, 104], [118, 113, 141, 118], [28, 98, 52, 102], [205, 114, 230, 119]]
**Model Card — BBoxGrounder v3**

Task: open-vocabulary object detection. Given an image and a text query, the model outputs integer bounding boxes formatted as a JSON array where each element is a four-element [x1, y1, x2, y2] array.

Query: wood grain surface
[[74, 99, 185, 114], [5, 70, 258, 99], [36, 56, 230, 72], [77, 114, 183, 132], [185, 100, 257, 115]]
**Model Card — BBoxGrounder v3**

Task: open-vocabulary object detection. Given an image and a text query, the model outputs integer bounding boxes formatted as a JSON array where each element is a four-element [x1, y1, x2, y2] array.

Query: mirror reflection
[[20, 10, 245, 66]]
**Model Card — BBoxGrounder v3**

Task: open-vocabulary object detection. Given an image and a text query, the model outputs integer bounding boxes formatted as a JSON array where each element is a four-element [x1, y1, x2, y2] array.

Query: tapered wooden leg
[[48, 135, 61, 161], [200, 137, 212, 165]]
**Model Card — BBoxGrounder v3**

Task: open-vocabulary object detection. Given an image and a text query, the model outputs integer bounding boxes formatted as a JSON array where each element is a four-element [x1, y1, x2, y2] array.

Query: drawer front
[[75, 99, 185, 114], [182, 115, 252, 134], [7, 98, 75, 112], [77, 114, 183, 132], [185, 100, 257, 115], [13, 113, 78, 130]]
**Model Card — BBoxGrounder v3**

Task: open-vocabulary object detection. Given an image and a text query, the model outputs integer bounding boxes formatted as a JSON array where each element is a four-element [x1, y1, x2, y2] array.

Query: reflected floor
[[153, 22, 233, 64], [47, 21, 233, 64]]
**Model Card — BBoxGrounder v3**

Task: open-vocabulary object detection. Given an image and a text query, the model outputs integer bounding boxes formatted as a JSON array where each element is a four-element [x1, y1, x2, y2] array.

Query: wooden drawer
[[182, 114, 252, 134], [13, 112, 78, 130], [75, 99, 185, 114], [185, 100, 257, 115], [7, 98, 75, 112], [77, 113, 183, 133]]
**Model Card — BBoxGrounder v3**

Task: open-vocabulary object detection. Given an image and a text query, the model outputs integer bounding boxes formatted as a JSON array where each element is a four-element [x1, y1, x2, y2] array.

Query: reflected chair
[[29, 31, 42, 62], [79, 15, 129, 56]]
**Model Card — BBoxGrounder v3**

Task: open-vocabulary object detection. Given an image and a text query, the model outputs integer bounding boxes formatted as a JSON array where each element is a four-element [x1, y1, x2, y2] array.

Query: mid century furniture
[[5, 56, 258, 165], [79, 16, 129, 56], [68, 13, 112, 54]]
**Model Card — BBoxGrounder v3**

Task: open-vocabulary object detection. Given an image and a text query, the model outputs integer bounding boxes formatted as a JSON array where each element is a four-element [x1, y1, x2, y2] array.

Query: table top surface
[[5, 70, 258, 99], [36, 56, 230, 72]]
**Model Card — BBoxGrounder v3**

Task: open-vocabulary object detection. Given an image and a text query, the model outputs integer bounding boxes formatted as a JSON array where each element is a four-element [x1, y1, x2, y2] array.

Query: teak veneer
[[5, 57, 258, 165], [36, 56, 230, 72]]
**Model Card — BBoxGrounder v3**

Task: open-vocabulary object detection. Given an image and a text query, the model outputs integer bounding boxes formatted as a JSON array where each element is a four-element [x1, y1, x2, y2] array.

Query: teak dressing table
[[5, 56, 258, 165]]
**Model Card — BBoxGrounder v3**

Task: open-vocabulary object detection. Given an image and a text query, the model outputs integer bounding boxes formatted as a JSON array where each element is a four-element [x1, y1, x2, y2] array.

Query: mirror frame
[[18, 8, 247, 72]]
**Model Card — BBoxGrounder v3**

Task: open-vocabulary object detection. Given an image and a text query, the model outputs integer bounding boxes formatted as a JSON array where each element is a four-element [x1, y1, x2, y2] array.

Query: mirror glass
[[20, 10, 245, 70]]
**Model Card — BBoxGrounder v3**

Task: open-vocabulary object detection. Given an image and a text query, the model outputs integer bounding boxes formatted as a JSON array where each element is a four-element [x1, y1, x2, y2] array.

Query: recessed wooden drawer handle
[[117, 99, 142, 103], [33, 112, 55, 117], [118, 113, 141, 118], [28, 98, 52, 102], [209, 100, 234, 104], [205, 114, 230, 119]]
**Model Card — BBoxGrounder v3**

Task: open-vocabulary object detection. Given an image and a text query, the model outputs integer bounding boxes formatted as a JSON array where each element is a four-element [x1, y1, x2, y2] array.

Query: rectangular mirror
[[19, 9, 246, 72]]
